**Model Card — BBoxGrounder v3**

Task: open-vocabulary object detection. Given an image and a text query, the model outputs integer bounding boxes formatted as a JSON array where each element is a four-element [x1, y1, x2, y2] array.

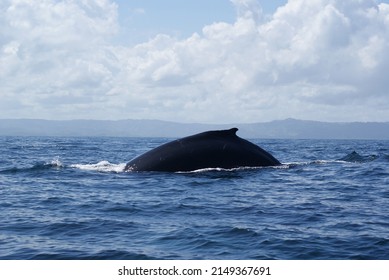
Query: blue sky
[[1, 0, 389, 123]]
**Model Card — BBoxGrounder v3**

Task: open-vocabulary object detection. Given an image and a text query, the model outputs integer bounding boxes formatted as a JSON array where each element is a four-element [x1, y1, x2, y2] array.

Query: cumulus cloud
[[1, 0, 389, 122], [0, 0, 119, 118]]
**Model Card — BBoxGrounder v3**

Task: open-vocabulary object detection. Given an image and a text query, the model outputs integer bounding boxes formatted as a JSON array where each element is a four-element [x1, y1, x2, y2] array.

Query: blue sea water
[[0, 136, 388, 260]]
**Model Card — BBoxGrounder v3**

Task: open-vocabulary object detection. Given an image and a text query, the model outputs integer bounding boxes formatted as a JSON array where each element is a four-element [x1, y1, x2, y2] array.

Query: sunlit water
[[0, 136, 388, 259]]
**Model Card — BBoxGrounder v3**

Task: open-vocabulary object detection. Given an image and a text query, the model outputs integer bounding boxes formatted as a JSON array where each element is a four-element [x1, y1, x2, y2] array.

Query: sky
[[1, 0, 389, 124]]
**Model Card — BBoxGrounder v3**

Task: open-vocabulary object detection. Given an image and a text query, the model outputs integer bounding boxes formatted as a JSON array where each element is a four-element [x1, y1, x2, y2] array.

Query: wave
[[5, 249, 156, 260], [338, 151, 379, 163], [179, 167, 253, 173], [282, 160, 344, 167], [70, 161, 126, 173], [0, 157, 64, 174], [176, 165, 286, 174], [0, 158, 126, 174], [283, 151, 388, 168]]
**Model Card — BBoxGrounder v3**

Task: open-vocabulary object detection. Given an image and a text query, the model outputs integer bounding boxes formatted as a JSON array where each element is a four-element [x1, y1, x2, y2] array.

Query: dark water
[[0, 136, 388, 260]]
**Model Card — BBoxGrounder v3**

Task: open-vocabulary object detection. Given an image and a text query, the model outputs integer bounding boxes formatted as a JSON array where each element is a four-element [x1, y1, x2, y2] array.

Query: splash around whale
[[125, 128, 280, 172]]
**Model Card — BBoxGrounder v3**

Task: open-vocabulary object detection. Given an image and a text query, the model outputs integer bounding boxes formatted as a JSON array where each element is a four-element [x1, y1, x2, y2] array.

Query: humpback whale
[[125, 128, 280, 172]]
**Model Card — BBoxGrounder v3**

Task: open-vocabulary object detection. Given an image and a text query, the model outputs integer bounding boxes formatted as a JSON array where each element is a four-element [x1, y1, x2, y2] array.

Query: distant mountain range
[[0, 118, 389, 139]]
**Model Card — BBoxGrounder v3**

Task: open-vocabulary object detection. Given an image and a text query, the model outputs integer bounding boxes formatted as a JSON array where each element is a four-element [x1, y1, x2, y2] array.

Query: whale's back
[[125, 128, 280, 172]]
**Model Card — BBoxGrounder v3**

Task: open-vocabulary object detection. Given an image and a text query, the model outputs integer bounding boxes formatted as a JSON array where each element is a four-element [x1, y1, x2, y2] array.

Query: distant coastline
[[0, 118, 389, 140]]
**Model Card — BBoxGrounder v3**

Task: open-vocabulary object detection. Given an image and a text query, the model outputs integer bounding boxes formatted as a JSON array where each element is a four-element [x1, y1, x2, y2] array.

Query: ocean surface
[[0, 136, 388, 260]]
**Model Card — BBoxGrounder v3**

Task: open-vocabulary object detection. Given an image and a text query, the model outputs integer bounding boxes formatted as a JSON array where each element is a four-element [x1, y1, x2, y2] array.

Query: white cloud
[[0, 0, 119, 118], [1, 0, 389, 122]]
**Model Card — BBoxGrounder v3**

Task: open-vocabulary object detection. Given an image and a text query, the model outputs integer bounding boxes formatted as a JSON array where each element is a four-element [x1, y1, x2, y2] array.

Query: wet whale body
[[125, 128, 280, 172]]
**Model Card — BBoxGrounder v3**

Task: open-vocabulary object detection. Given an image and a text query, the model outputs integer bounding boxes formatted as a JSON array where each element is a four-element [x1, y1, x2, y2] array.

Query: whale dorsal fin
[[189, 127, 239, 139], [215, 127, 238, 137], [228, 127, 238, 135]]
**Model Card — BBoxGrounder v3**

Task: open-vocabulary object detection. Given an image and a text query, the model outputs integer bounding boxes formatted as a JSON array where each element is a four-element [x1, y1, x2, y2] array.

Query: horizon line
[[1, 118, 389, 124]]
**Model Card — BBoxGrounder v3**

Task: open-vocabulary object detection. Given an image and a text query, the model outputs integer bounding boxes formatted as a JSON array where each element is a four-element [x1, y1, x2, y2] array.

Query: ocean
[[0, 136, 388, 260]]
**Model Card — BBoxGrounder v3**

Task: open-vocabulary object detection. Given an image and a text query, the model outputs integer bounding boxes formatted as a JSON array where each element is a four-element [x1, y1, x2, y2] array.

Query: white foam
[[282, 159, 348, 168], [50, 156, 64, 168], [178, 165, 279, 173], [70, 161, 126, 173]]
